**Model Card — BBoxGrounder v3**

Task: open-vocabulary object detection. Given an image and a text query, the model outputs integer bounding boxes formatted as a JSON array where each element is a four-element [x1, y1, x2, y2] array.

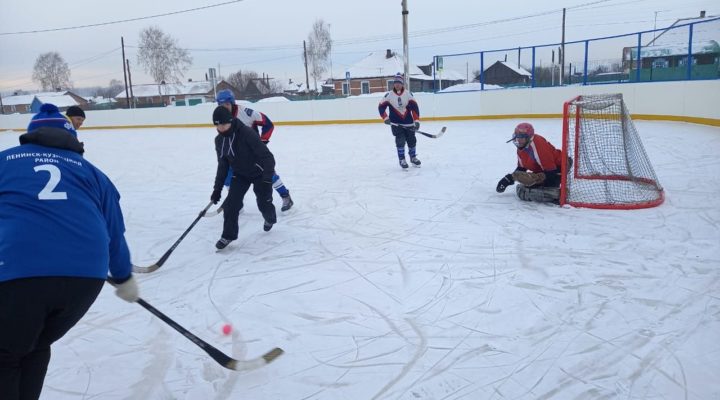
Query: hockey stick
[[134, 296, 283, 370], [390, 122, 447, 138], [132, 202, 214, 273], [202, 206, 223, 218]]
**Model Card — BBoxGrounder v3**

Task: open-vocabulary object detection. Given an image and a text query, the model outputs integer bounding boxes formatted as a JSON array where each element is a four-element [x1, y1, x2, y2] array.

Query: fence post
[[583, 40, 589, 85], [480, 52, 485, 91], [686, 23, 694, 80], [531, 47, 536, 88], [635, 33, 642, 82]]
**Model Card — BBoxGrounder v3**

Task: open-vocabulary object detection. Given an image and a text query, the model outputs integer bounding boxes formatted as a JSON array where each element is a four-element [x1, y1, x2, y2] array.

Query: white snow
[[256, 96, 291, 103], [1, 119, 719, 400]]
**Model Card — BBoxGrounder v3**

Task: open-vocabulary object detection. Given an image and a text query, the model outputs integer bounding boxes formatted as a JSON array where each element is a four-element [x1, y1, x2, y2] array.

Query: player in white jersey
[[378, 73, 421, 169]]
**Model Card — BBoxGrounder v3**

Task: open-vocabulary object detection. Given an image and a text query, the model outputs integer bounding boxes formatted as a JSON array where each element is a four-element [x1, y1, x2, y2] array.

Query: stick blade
[[225, 347, 285, 371], [132, 263, 160, 273]]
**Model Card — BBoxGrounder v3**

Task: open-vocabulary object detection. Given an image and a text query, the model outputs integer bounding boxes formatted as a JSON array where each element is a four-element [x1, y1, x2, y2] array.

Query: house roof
[[628, 40, 720, 58], [647, 15, 719, 46], [487, 61, 532, 77], [344, 51, 427, 79], [115, 80, 218, 98], [2, 91, 72, 106], [35, 95, 79, 108]]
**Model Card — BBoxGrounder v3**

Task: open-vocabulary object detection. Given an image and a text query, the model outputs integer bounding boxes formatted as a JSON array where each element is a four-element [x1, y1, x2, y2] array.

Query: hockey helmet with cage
[[507, 122, 535, 149], [216, 89, 236, 105]]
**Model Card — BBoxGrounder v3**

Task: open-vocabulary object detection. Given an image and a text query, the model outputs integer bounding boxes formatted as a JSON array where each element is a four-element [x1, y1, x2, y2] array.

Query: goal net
[[560, 93, 664, 209]]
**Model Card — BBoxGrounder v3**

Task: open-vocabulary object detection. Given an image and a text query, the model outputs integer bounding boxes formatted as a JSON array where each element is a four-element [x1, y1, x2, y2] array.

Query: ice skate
[[263, 220, 274, 232], [281, 195, 294, 212], [215, 238, 233, 250]]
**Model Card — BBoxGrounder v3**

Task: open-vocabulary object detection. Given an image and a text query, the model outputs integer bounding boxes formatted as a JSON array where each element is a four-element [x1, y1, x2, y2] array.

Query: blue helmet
[[216, 89, 235, 105]]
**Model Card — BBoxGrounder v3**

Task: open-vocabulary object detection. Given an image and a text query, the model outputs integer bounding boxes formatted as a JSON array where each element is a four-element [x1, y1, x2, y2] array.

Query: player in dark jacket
[[0, 103, 138, 400], [495, 122, 565, 203], [210, 106, 277, 249], [215, 90, 293, 212]]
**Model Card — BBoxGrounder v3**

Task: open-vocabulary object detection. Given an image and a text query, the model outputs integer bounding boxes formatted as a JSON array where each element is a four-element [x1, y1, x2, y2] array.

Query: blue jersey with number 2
[[0, 143, 132, 282]]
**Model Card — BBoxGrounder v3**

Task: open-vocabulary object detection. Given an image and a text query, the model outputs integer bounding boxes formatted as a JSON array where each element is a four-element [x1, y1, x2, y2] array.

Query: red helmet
[[507, 122, 535, 148]]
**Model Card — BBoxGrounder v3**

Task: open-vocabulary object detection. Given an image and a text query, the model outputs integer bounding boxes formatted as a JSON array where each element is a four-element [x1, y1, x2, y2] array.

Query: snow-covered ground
[[1, 119, 719, 399]]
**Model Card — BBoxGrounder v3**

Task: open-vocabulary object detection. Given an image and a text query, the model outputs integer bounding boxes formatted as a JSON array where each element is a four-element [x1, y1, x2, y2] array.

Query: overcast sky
[[0, 0, 717, 94]]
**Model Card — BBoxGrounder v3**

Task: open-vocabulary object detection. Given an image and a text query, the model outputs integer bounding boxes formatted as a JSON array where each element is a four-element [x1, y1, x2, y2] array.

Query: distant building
[[1, 90, 87, 114], [478, 61, 532, 87], [331, 49, 428, 95], [622, 12, 720, 81], [115, 80, 238, 107]]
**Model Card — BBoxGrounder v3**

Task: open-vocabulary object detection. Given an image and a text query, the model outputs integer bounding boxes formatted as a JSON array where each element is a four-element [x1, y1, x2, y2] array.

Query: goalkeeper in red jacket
[[495, 122, 566, 203]]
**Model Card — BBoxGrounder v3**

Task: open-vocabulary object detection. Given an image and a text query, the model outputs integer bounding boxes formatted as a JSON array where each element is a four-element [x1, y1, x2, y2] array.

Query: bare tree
[[32, 52, 71, 91], [137, 26, 192, 84], [306, 19, 332, 91], [94, 79, 125, 99], [227, 70, 259, 92], [226, 70, 283, 97]]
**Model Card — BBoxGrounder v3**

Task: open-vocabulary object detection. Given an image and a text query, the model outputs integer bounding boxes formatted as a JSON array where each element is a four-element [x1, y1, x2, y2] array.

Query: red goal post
[[560, 94, 664, 209]]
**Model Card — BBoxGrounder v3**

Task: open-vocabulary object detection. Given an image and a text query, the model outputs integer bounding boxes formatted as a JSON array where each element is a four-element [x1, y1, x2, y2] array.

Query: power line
[[0, 0, 246, 36]]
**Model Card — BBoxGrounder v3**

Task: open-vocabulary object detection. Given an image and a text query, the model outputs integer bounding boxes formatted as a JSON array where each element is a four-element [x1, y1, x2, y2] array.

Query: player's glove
[[383, 118, 391, 125], [112, 275, 139, 303], [211, 188, 222, 204], [262, 140, 269, 145], [413, 121, 420, 131], [496, 174, 515, 193]]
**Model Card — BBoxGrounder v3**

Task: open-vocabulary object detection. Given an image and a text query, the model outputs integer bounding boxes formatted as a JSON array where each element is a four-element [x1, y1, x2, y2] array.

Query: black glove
[[211, 188, 222, 204], [496, 174, 515, 193], [413, 121, 420, 131], [262, 140, 269, 145], [383, 118, 391, 125]]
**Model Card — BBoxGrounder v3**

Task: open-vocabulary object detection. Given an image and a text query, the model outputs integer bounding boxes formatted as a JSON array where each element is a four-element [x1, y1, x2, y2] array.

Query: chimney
[[700, 10, 706, 18], [386, 49, 393, 59]]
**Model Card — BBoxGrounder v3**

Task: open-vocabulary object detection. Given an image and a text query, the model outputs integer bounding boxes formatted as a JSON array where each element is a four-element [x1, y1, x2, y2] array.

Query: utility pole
[[560, 7, 566, 85], [126, 59, 134, 108], [653, 10, 670, 43], [121, 37, 130, 108], [303, 40, 310, 91], [401, 0, 410, 87]]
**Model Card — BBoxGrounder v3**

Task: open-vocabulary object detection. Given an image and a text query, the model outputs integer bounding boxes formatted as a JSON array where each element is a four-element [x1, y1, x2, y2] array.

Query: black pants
[[0, 277, 104, 400], [223, 174, 276, 240], [391, 125, 417, 149]]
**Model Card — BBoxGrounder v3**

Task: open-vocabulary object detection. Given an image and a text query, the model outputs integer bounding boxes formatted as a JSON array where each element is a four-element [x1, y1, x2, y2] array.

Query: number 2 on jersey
[[34, 164, 68, 200]]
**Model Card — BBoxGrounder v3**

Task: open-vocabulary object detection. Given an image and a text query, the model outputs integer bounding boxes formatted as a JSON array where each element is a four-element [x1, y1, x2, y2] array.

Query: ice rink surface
[[2, 118, 719, 399]]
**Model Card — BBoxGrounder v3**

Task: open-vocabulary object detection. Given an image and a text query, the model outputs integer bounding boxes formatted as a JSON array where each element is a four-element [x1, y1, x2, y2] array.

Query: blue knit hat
[[394, 73, 404, 85], [28, 103, 77, 137]]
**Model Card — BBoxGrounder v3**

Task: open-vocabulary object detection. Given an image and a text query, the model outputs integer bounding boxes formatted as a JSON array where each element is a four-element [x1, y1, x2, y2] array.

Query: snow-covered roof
[[35, 95, 78, 108], [2, 91, 70, 106], [428, 68, 466, 81], [628, 40, 720, 58], [486, 61, 532, 76], [115, 81, 216, 98], [2, 94, 36, 106], [344, 51, 427, 80], [648, 15, 719, 46], [438, 82, 503, 92]]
